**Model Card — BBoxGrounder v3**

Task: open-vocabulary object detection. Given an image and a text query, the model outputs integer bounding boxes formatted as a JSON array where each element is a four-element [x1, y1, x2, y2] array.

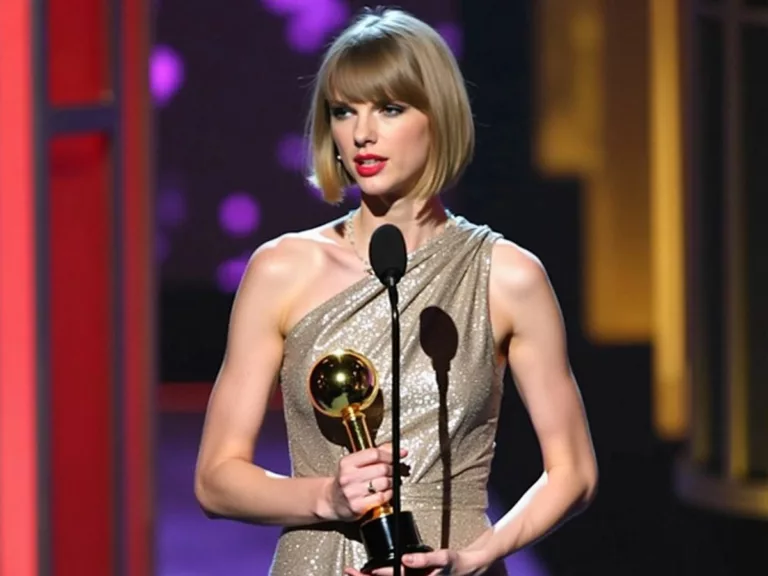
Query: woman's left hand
[[343, 548, 491, 575]]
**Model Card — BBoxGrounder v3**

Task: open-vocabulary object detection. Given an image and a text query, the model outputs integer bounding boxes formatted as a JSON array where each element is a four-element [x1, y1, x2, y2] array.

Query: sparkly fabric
[[270, 216, 508, 575]]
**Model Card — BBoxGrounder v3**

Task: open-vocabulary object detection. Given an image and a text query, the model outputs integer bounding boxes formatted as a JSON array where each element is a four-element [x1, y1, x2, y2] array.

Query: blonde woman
[[194, 8, 598, 575]]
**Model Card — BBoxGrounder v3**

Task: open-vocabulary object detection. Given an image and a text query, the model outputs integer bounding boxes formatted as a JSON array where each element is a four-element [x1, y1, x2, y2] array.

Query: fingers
[[334, 444, 407, 520], [353, 476, 393, 514], [337, 445, 403, 496], [365, 475, 393, 494], [337, 465, 394, 516], [360, 487, 393, 510], [338, 463, 392, 501], [343, 445, 408, 468], [340, 462, 392, 483], [402, 549, 455, 570]]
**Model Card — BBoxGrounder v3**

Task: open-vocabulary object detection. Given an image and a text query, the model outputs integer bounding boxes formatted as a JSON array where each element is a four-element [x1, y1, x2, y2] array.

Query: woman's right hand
[[323, 443, 408, 522]]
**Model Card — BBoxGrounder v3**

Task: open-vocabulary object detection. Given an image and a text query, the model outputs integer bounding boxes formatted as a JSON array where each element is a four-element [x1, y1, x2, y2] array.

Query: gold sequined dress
[[270, 215, 509, 575]]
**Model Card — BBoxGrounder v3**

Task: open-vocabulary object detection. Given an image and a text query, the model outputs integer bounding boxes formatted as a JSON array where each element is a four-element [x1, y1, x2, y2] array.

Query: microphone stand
[[385, 277, 402, 574]]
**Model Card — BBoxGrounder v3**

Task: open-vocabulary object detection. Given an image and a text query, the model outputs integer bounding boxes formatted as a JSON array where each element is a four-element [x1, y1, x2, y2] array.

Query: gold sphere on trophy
[[308, 349, 379, 452]]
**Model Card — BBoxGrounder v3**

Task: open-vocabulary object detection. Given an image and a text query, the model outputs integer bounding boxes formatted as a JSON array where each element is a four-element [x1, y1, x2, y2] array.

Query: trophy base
[[360, 510, 433, 573]]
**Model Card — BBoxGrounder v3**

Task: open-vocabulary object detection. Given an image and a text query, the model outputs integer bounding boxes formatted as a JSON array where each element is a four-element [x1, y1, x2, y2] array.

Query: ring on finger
[[367, 479, 376, 495]]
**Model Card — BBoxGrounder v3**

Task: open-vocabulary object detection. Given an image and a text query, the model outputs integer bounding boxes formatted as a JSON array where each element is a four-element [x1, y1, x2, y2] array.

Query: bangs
[[321, 38, 429, 109]]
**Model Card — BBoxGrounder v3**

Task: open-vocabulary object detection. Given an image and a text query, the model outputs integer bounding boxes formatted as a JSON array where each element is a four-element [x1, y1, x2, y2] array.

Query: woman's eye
[[381, 104, 405, 116], [330, 106, 351, 119]]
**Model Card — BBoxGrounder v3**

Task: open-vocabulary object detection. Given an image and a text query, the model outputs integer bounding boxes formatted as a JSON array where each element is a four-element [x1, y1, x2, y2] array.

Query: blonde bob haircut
[[305, 8, 475, 204]]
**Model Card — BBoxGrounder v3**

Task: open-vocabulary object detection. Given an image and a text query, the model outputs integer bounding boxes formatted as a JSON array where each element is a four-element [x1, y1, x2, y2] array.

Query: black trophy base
[[360, 510, 433, 573]]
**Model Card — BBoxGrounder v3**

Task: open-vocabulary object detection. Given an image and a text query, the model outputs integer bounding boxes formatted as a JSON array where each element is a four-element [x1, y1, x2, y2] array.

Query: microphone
[[369, 224, 407, 290], [368, 224, 407, 572]]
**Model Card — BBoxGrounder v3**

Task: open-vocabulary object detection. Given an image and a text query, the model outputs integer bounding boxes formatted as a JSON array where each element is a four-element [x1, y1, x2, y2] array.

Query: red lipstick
[[353, 154, 387, 177]]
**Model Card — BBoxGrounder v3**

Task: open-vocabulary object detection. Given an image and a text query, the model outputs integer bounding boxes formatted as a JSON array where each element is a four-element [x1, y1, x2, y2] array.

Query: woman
[[194, 7, 598, 575]]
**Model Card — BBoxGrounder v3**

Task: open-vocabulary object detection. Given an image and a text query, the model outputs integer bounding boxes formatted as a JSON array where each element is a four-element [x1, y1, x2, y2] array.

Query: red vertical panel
[[48, 0, 108, 105], [48, 0, 114, 573], [123, 1, 154, 575], [0, 2, 38, 576], [49, 134, 113, 575]]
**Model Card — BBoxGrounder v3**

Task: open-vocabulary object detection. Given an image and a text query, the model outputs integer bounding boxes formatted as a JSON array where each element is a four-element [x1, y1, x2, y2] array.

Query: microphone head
[[368, 224, 407, 286]]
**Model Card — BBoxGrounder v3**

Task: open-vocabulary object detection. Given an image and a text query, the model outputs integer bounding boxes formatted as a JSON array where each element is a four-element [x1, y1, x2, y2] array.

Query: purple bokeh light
[[260, 0, 349, 53], [151, 45, 185, 106], [435, 22, 463, 59], [287, 6, 348, 52], [216, 255, 251, 293], [276, 133, 308, 172], [219, 192, 261, 237]]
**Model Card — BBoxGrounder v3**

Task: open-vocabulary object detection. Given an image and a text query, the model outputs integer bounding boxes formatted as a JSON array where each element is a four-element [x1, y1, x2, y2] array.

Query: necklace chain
[[344, 210, 373, 275], [343, 209, 455, 276]]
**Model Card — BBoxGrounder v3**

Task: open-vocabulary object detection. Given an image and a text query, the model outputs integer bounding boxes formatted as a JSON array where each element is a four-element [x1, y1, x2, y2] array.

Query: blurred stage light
[[260, 0, 349, 53], [151, 45, 185, 106], [276, 133, 307, 172], [219, 192, 261, 238], [216, 255, 251, 293]]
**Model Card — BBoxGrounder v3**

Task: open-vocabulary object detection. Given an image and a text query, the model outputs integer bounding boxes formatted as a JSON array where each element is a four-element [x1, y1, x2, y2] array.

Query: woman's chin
[[356, 182, 391, 196], [356, 182, 407, 201]]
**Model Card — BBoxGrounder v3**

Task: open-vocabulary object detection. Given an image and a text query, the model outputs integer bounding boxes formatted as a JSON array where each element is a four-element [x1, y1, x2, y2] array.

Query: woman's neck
[[354, 194, 449, 255]]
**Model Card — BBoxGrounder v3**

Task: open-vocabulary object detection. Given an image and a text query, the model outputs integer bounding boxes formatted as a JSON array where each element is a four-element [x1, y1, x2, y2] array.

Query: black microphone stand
[[369, 223, 429, 574], [385, 277, 402, 574]]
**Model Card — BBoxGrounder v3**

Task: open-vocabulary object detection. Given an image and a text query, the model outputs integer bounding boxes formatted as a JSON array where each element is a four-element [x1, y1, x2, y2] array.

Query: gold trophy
[[307, 349, 432, 572]]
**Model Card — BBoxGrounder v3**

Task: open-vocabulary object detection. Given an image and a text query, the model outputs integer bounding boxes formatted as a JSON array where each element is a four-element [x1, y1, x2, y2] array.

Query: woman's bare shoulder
[[239, 220, 344, 294], [488, 238, 562, 345], [490, 238, 548, 296]]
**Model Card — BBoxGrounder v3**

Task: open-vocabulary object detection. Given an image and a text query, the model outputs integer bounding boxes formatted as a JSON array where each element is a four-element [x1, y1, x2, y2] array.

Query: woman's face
[[329, 98, 430, 198]]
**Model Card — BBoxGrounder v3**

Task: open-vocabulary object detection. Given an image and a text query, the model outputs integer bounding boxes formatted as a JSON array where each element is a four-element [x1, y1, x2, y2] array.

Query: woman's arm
[[474, 241, 598, 561], [193, 240, 334, 526]]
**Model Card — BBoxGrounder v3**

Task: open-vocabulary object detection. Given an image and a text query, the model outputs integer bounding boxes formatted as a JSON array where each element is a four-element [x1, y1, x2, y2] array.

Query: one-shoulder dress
[[270, 215, 508, 575]]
